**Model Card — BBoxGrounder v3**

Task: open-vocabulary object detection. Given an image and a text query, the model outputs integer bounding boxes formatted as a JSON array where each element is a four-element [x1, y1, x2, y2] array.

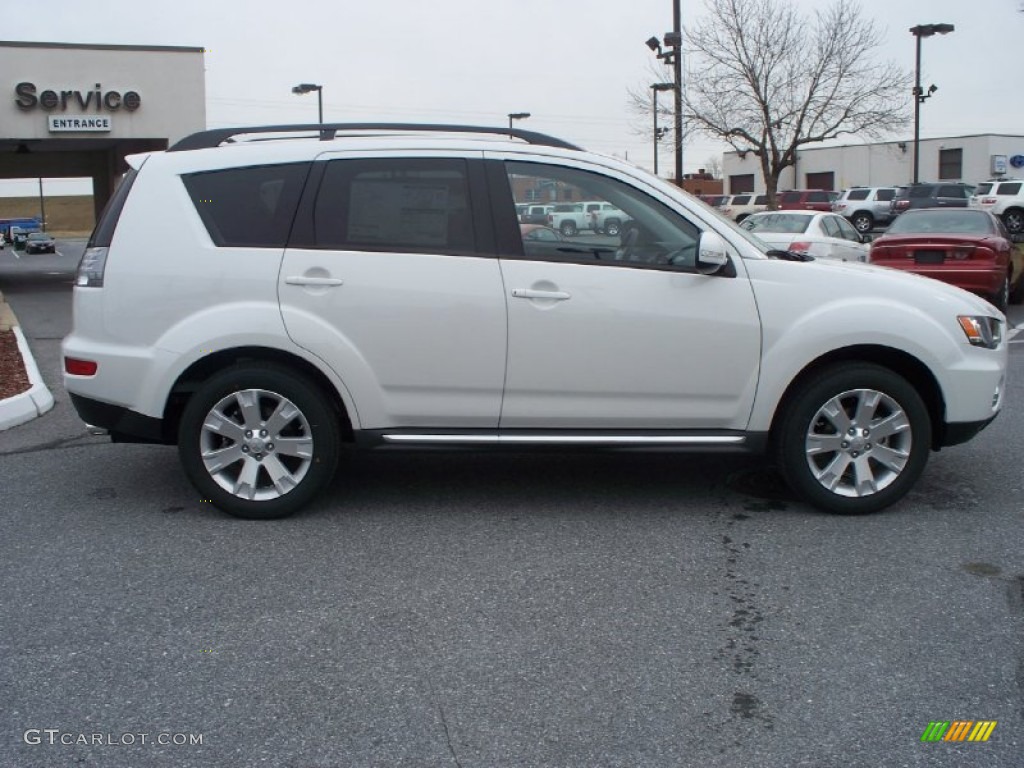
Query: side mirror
[[696, 230, 729, 275]]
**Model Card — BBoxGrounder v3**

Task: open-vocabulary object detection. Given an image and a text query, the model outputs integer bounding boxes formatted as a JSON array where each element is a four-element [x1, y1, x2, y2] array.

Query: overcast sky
[[3, 0, 1023, 197]]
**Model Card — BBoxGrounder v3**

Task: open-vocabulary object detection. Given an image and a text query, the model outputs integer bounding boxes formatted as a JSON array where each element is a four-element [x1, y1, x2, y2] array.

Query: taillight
[[895, 200, 910, 209], [75, 246, 108, 287], [789, 241, 812, 253], [952, 246, 976, 260], [64, 357, 98, 376], [981, 197, 997, 205]]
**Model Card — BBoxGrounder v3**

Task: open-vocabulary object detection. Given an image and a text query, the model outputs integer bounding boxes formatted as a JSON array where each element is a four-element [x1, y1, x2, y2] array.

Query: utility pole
[[672, 0, 683, 187]]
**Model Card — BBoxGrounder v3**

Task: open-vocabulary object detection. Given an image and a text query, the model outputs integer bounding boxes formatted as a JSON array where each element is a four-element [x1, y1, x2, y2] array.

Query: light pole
[[910, 23, 953, 184], [38, 178, 46, 232], [508, 112, 531, 138], [644, 0, 684, 185], [650, 83, 674, 176], [291, 83, 323, 124]]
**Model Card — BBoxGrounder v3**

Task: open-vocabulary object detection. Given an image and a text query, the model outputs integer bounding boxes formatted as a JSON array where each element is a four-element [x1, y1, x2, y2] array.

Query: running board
[[381, 433, 746, 445]]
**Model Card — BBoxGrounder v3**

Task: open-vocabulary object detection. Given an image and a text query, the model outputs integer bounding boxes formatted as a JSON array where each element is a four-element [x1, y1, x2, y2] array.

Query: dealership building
[[0, 41, 205, 219], [722, 133, 1024, 194]]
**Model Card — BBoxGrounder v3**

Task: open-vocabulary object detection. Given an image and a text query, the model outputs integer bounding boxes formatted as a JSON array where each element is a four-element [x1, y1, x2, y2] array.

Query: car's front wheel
[[560, 221, 577, 237], [1002, 208, 1024, 234], [776, 363, 931, 515], [178, 364, 340, 519]]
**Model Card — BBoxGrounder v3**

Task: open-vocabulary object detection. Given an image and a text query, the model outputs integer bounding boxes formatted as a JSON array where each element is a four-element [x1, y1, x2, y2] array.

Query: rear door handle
[[285, 276, 344, 286], [511, 288, 571, 300]]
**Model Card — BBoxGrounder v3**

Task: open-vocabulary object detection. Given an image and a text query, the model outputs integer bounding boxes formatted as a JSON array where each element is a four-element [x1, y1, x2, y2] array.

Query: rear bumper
[[869, 263, 1004, 297], [69, 393, 168, 444]]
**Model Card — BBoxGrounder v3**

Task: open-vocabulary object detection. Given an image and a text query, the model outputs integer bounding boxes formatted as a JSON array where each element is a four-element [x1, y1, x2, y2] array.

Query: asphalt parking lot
[[1, 239, 1022, 767]]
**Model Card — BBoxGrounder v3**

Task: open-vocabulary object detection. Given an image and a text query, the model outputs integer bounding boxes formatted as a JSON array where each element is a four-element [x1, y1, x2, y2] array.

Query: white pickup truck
[[548, 201, 627, 236]]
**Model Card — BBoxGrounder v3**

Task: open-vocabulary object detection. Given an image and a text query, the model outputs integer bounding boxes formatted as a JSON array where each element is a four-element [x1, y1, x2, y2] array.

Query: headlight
[[957, 315, 1002, 349]]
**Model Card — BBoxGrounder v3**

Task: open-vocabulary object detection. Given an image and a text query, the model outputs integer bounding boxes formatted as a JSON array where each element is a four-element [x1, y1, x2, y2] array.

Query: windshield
[[885, 209, 994, 235], [27, 233, 49, 241], [740, 213, 812, 234]]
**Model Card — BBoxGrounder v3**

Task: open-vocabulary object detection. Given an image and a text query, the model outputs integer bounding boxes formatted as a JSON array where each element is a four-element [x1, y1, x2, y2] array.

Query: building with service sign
[[722, 134, 1024, 194], [0, 41, 205, 219]]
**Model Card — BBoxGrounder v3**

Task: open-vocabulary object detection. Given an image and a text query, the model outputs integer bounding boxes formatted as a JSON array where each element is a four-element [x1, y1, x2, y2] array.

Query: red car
[[777, 189, 835, 212], [868, 208, 1024, 311]]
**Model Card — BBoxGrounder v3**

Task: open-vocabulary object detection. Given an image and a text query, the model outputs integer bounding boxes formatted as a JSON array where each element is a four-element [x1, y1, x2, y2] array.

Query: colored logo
[[921, 720, 996, 742]]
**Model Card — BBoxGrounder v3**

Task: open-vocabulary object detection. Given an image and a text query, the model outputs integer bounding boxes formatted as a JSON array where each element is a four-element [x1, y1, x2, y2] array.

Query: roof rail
[[168, 123, 583, 153]]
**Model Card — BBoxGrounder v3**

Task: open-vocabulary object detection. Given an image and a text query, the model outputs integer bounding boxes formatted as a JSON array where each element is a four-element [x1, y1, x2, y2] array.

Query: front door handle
[[285, 276, 344, 286], [511, 288, 571, 300]]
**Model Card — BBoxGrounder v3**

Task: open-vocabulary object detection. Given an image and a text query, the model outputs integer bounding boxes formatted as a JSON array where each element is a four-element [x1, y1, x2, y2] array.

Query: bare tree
[[682, 0, 910, 206], [703, 156, 722, 179]]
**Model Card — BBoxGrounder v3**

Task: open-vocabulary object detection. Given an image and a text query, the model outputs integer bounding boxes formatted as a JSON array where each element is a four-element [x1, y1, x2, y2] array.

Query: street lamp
[[508, 112, 531, 138], [291, 83, 323, 124], [909, 23, 954, 184], [645, 0, 684, 185], [650, 82, 674, 176]]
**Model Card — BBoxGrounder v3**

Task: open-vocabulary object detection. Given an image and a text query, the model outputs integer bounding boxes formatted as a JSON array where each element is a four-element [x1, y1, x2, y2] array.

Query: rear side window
[[779, 192, 801, 204], [754, 195, 768, 205], [808, 191, 831, 203], [909, 186, 934, 199], [996, 182, 1022, 195], [314, 158, 476, 254], [88, 167, 139, 248], [875, 188, 895, 201], [974, 183, 993, 195], [732, 195, 751, 205], [183, 163, 309, 247], [846, 189, 870, 200], [938, 185, 966, 198]]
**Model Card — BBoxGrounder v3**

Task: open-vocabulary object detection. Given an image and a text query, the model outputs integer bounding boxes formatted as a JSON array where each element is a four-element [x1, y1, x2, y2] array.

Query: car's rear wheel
[[604, 219, 622, 237], [560, 221, 577, 237], [178, 364, 340, 519], [776, 363, 931, 515], [851, 212, 874, 233], [1002, 208, 1024, 234]]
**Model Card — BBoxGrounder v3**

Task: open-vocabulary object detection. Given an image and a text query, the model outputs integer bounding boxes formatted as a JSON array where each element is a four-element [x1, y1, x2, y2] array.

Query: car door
[[278, 152, 507, 429], [488, 156, 762, 431], [831, 215, 869, 262]]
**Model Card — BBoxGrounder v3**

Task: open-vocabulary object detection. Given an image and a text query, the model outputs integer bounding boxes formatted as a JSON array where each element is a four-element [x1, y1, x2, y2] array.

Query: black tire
[[775, 363, 931, 515], [604, 219, 622, 237], [1010, 271, 1024, 305], [851, 212, 874, 233], [1002, 208, 1024, 234], [178, 363, 340, 519], [560, 220, 577, 237], [990, 275, 1009, 312]]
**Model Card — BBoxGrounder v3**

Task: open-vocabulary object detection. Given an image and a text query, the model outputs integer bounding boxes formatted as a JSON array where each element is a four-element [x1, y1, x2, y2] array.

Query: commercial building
[[0, 41, 205, 220], [722, 134, 1024, 194]]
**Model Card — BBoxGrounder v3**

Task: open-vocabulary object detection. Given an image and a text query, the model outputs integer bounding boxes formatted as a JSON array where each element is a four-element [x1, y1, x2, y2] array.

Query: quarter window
[[314, 158, 476, 254], [183, 163, 310, 248]]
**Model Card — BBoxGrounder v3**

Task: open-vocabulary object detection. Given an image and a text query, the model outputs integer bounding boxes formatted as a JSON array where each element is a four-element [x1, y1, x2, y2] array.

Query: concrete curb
[[0, 295, 56, 432]]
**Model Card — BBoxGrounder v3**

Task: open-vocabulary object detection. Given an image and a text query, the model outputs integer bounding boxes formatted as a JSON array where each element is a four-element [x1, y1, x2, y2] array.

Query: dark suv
[[778, 190, 835, 212], [890, 183, 973, 217]]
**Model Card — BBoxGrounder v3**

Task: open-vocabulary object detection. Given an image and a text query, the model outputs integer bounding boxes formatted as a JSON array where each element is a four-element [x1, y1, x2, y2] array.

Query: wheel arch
[[162, 346, 355, 445], [768, 344, 946, 452]]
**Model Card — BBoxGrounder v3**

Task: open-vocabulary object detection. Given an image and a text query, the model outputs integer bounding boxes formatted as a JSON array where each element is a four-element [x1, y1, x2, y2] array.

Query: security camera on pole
[[644, 0, 684, 186]]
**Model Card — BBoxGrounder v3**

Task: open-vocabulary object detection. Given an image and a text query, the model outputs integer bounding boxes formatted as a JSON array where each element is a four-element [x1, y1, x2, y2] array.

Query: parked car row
[[723, 178, 1024, 238], [515, 201, 627, 236]]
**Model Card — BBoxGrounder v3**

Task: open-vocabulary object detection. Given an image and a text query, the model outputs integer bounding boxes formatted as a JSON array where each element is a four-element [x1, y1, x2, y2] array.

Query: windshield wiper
[[766, 249, 815, 262]]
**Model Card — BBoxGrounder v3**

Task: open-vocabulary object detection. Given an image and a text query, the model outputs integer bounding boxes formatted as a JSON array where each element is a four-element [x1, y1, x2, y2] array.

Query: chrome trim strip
[[382, 434, 745, 445]]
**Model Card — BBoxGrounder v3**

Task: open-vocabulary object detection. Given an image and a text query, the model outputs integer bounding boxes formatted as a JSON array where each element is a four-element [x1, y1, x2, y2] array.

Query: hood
[[745, 253, 1002, 319]]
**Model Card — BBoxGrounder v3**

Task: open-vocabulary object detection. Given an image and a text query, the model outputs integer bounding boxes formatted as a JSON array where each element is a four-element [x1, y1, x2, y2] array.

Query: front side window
[[820, 216, 842, 238], [732, 195, 751, 205], [834, 217, 861, 241], [938, 185, 967, 199], [505, 161, 702, 270], [875, 188, 896, 201], [314, 158, 475, 254], [183, 163, 309, 248]]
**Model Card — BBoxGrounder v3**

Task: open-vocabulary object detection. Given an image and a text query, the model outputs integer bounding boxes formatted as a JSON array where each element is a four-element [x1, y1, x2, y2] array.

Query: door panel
[[279, 154, 507, 429]]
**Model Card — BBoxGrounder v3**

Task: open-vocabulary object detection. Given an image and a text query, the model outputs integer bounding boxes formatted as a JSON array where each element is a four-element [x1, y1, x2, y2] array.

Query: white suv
[[63, 123, 1007, 519], [969, 178, 1024, 233]]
